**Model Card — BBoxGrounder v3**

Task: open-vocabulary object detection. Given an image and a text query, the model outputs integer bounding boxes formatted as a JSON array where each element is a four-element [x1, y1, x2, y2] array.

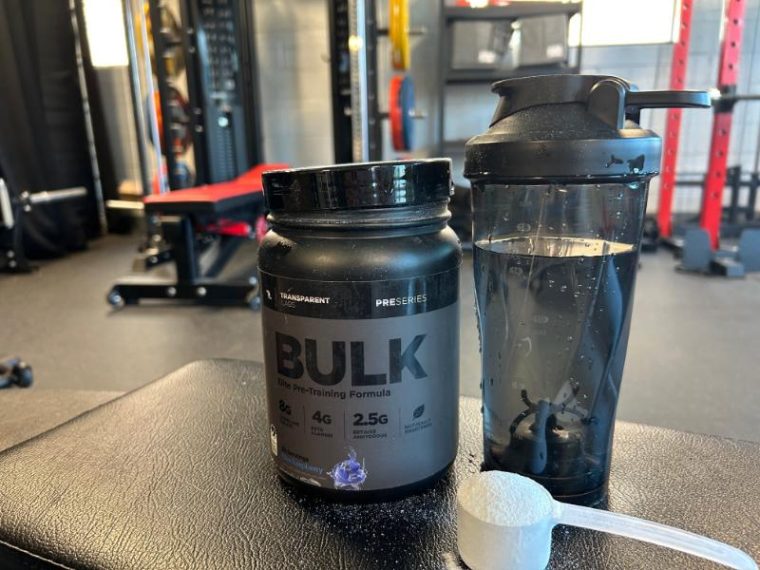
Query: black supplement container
[[259, 159, 462, 500]]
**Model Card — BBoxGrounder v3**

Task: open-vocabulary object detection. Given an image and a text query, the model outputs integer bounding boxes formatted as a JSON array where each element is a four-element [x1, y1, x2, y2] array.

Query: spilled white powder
[[458, 471, 554, 526]]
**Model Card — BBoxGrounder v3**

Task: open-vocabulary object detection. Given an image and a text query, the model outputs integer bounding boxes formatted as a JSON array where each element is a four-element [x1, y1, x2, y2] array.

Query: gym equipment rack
[[0, 181, 88, 273], [436, 0, 583, 156], [655, 0, 760, 275], [329, 0, 425, 162]]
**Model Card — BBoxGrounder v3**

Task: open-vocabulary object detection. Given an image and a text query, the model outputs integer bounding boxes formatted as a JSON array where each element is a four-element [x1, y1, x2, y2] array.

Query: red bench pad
[[144, 164, 288, 216]]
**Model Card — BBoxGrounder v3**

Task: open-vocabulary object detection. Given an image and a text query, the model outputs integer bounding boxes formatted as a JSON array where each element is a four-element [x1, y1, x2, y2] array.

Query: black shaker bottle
[[464, 75, 709, 505]]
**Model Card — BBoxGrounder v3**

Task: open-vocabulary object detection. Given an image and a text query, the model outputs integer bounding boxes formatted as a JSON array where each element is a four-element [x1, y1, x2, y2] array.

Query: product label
[[260, 269, 459, 492]]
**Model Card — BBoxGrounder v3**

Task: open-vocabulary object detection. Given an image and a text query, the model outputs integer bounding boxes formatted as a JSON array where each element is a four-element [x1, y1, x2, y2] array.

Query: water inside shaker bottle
[[473, 181, 644, 503]]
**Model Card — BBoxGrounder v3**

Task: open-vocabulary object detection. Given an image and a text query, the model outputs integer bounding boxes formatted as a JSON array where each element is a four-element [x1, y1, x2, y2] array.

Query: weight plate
[[152, 91, 163, 145], [400, 75, 415, 150], [143, 2, 184, 77], [389, 76, 404, 151], [389, 75, 415, 151], [166, 87, 192, 154], [146, 86, 192, 155], [389, 0, 410, 71]]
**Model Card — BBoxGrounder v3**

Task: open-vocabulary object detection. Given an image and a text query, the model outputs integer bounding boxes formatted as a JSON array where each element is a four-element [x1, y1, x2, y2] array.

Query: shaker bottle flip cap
[[463, 74, 710, 181]]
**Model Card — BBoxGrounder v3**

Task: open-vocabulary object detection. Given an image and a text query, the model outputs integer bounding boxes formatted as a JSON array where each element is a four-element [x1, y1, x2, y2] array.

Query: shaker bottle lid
[[463, 74, 710, 182], [262, 159, 452, 212]]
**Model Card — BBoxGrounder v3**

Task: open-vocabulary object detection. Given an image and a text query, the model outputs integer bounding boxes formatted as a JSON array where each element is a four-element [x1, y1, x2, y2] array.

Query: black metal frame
[[329, 0, 354, 163], [0, 199, 32, 274], [148, 0, 182, 190], [1, 186, 88, 274], [725, 165, 759, 223], [328, 0, 381, 163], [107, 206, 261, 308], [673, 165, 760, 239]]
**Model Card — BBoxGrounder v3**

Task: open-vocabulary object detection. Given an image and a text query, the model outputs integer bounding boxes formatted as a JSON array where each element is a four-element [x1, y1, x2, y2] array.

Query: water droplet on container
[[560, 285, 567, 292], [567, 336, 574, 342], [517, 223, 531, 232]]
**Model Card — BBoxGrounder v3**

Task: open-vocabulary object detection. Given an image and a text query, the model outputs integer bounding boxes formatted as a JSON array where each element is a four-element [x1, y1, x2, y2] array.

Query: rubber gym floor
[[1, 233, 759, 442]]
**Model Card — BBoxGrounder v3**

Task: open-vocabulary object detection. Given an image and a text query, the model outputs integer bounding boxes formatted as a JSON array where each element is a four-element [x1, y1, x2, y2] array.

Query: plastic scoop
[[457, 471, 758, 570]]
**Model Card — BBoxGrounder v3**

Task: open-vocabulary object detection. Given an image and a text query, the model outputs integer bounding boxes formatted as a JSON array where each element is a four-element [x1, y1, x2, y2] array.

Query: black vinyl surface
[[0, 359, 756, 569]]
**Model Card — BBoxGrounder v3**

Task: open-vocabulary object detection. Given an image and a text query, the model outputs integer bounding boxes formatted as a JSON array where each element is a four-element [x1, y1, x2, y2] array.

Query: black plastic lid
[[464, 74, 710, 182], [263, 159, 453, 213]]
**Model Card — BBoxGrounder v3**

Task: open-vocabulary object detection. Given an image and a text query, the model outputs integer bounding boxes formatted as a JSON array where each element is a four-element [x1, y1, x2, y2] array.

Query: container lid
[[464, 75, 710, 182], [262, 159, 452, 212]]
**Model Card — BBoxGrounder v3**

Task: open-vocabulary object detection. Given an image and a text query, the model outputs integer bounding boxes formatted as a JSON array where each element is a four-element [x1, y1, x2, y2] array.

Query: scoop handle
[[554, 502, 757, 570]]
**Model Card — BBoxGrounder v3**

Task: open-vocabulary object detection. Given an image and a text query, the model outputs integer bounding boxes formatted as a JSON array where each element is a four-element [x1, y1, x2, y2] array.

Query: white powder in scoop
[[458, 471, 554, 526]]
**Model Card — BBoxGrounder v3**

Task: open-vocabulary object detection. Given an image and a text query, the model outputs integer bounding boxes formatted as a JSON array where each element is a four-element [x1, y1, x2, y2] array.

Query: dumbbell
[[0, 357, 33, 389]]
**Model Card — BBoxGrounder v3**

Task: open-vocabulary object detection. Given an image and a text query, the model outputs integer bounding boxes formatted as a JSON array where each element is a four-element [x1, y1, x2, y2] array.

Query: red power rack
[[656, 0, 694, 239], [658, 0, 747, 249], [699, 0, 746, 249]]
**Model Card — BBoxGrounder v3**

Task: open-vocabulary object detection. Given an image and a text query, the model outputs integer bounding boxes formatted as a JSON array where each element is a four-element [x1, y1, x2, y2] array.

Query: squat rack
[[658, 0, 758, 249]]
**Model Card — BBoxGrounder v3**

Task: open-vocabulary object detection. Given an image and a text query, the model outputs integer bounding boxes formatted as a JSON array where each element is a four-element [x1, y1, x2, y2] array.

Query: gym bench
[[107, 163, 287, 309]]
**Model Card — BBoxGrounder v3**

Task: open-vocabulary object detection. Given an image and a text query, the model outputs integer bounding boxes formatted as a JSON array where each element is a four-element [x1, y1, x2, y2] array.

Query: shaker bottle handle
[[588, 79, 710, 127], [626, 90, 711, 110], [624, 89, 711, 124]]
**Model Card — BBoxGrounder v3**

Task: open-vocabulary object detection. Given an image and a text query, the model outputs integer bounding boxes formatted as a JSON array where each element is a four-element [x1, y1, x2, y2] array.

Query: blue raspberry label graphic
[[328, 448, 368, 490]]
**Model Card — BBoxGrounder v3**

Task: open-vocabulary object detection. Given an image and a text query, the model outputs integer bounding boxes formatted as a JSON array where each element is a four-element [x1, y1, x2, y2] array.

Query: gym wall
[[253, 0, 443, 168], [253, 0, 334, 166]]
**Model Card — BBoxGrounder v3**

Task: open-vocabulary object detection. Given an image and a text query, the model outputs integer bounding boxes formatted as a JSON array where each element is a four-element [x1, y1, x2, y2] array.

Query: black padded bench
[[0, 360, 757, 569]]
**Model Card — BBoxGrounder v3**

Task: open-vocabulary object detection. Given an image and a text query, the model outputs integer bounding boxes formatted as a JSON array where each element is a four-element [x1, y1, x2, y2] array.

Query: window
[[83, 0, 129, 68], [569, 0, 680, 46]]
